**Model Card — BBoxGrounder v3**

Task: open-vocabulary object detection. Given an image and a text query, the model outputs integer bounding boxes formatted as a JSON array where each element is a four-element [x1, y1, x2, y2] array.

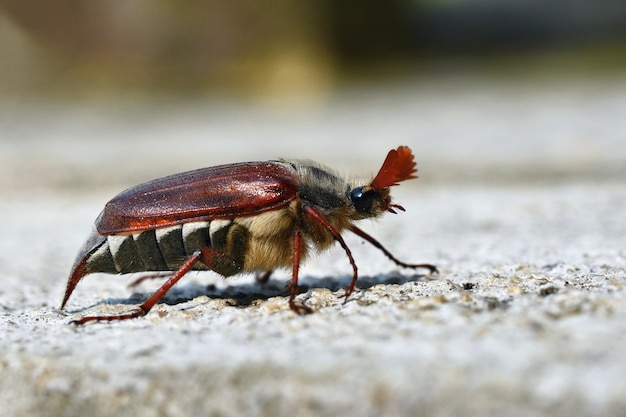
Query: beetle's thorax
[[288, 159, 392, 223], [288, 160, 351, 210]]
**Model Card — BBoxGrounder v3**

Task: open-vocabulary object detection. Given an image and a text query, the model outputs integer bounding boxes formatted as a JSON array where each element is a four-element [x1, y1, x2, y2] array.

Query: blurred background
[[1, 5, 625, 416], [1, 0, 625, 191]]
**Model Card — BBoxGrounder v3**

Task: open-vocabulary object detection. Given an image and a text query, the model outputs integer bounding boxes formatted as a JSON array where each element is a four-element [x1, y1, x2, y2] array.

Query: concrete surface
[[1, 76, 625, 416]]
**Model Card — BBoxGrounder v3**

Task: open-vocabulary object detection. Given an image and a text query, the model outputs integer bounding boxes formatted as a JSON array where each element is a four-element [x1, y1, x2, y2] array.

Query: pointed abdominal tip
[[370, 146, 417, 190]]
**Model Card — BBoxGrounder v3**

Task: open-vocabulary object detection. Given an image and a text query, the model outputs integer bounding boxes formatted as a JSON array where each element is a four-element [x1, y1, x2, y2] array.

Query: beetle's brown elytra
[[62, 146, 437, 324]]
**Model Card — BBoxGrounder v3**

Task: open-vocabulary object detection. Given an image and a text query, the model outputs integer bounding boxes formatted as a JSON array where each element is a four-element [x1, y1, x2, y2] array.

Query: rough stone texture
[[1, 77, 625, 416]]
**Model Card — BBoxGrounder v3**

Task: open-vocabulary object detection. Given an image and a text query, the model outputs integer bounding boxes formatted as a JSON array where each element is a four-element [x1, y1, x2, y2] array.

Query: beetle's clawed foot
[[407, 263, 439, 275], [336, 285, 360, 305], [423, 264, 439, 275]]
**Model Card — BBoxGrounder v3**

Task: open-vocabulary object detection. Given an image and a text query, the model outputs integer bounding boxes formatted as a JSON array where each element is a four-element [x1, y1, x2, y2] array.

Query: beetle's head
[[349, 146, 417, 220]]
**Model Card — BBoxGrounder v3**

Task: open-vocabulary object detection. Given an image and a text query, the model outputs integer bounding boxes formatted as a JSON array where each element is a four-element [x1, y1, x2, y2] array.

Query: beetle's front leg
[[348, 225, 438, 274]]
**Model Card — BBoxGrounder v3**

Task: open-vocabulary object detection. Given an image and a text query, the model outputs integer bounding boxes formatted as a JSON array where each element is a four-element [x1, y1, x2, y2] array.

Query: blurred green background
[[2, 0, 626, 101]]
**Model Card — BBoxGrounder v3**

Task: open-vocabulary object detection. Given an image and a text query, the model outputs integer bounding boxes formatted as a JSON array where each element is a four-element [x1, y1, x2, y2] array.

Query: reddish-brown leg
[[302, 204, 359, 303], [71, 247, 239, 325], [128, 272, 173, 288], [348, 225, 438, 274], [288, 230, 313, 315], [71, 251, 202, 325]]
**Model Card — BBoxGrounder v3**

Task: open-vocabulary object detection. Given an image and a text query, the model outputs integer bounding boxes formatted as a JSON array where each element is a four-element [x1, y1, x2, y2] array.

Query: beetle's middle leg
[[288, 229, 313, 315]]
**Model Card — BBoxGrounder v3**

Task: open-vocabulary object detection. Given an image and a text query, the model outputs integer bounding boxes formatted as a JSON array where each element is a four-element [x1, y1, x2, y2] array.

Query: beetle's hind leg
[[71, 247, 243, 325]]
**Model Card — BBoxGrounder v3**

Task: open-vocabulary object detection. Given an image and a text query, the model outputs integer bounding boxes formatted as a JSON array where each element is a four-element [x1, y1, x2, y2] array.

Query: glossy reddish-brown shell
[[96, 161, 299, 235]]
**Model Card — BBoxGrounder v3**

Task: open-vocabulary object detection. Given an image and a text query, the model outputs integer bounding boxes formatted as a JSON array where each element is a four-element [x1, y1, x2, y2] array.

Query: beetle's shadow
[[75, 272, 433, 312]]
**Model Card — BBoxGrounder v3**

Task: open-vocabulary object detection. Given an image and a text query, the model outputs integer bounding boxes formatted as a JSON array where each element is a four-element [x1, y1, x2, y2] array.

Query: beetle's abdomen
[[81, 220, 241, 275], [62, 219, 248, 309]]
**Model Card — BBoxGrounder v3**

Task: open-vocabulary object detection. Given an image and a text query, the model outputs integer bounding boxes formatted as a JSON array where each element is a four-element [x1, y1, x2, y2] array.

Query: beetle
[[61, 145, 437, 324]]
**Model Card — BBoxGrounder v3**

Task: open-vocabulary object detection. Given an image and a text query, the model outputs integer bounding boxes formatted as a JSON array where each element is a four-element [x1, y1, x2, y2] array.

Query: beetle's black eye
[[350, 186, 376, 213]]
